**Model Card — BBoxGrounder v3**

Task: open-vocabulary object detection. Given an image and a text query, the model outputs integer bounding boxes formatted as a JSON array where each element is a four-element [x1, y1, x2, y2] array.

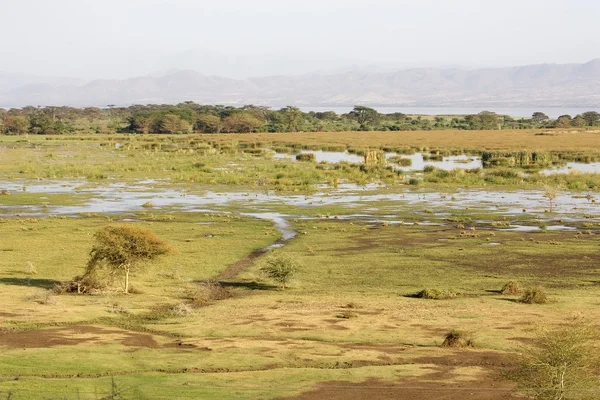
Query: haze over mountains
[[1, 59, 600, 109]]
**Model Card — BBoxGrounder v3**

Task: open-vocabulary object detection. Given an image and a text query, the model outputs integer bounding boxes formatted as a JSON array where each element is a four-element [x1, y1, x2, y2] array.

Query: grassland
[[1, 131, 600, 399]]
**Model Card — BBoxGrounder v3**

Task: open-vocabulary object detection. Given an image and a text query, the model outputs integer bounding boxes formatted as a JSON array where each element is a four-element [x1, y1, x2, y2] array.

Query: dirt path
[[215, 241, 281, 281]]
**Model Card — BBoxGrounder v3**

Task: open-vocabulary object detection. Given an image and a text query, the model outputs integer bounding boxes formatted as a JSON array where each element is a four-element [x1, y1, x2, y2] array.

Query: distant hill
[[1, 60, 600, 108]]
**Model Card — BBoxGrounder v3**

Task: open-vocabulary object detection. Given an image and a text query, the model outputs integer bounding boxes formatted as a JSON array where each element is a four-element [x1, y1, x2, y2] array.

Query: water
[[273, 150, 482, 170], [387, 153, 482, 171], [1, 180, 598, 220], [541, 162, 600, 175], [301, 106, 597, 119]]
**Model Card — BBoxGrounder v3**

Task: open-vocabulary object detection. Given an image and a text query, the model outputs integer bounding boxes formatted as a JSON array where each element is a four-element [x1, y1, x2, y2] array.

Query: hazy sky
[[2, 0, 599, 79]]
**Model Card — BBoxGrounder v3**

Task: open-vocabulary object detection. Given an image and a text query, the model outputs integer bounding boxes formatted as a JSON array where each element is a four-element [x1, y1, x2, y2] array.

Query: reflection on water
[[541, 162, 600, 175], [273, 150, 482, 171]]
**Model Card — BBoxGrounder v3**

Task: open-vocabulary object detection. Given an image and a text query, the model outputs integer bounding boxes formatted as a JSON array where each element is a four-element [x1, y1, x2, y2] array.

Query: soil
[[215, 247, 271, 281], [278, 377, 520, 400], [278, 351, 520, 400], [0, 325, 158, 348]]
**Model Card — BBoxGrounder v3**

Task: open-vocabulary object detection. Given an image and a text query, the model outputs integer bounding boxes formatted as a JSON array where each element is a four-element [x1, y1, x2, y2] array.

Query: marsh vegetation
[[0, 128, 599, 399]]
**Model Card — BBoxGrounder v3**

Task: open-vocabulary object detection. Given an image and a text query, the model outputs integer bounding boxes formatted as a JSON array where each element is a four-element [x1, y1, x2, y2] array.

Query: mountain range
[[1, 59, 600, 108]]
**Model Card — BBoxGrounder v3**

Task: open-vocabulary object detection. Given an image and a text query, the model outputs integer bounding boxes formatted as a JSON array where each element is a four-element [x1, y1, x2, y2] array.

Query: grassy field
[[1, 131, 600, 399]]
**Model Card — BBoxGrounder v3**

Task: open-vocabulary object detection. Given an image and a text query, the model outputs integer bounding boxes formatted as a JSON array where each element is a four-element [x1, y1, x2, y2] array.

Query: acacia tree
[[87, 225, 172, 294], [532, 112, 550, 123], [515, 322, 600, 400]]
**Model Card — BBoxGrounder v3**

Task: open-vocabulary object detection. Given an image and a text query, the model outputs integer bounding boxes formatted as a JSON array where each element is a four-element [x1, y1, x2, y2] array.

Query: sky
[[1, 0, 599, 79]]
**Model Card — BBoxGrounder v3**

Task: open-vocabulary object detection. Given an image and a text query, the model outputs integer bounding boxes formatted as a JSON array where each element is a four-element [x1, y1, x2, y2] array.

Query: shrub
[[411, 288, 458, 300], [502, 281, 524, 295], [441, 330, 474, 348], [260, 255, 301, 289], [296, 153, 316, 162], [513, 321, 600, 399], [169, 302, 193, 316], [189, 281, 233, 307], [408, 178, 421, 186], [520, 287, 549, 304]]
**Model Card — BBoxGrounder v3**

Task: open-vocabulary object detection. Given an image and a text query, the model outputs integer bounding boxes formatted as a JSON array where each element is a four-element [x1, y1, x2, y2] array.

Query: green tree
[[87, 225, 172, 294], [478, 111, 500, 130], [279, 106, 303, 132], [556, 115, 572, 129], [580, 111, 600, 127], [260, 255, 300, 289], [571, 116, 587, 128], [222, 112, 263, 133], [127, 112, 155, 134], [349, 106, 380, 126], [195, 113, 222, 133], [514, 322, 600, 400], [3, 115, 30, 135], [158, 114, 191, 134], [532, 112, 550, 123]]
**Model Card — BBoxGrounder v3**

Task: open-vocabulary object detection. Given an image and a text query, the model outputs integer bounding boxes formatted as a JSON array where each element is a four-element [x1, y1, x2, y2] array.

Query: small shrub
[[142, 201, 154, 208], [336, 311, 358, 319], [189, 281, 233, 307], [411, 288, 458, 300], [502, 281, 524, 295], [520, 287, 549, 304], [442, 330, 474, 348], [169, 302, 193, 316], [296, 153, 316, 162], [260, 255, 301, 289], [25, 261, 37, 275], [409, 289, 458, 300], [408, 178, 421, 186]]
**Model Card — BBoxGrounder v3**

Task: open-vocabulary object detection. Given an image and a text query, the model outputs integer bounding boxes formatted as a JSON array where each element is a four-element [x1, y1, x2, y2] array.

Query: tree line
[[0, 103, 599, 135]]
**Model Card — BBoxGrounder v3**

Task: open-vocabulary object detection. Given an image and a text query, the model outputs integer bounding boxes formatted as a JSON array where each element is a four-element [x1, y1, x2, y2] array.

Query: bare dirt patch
[[0, 325, 158, 348], [277, 376, 519, 400]]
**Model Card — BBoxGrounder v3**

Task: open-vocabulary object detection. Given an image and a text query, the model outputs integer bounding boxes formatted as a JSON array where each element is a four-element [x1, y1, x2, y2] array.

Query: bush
[[442, 330, 474, 348], [411, 288, 458, 300], [296, 153, 316, 162], [513, 321, 600, 399], [408, 178, 421, 186], [189, 281, 233, 307], [520, 287, 549, 304], [502, 281, 524, 295], [260, 255, 301, 289]]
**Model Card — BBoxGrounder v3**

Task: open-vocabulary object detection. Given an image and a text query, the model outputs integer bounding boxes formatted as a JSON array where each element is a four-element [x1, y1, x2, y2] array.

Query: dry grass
[[201, 129, 600, 153]]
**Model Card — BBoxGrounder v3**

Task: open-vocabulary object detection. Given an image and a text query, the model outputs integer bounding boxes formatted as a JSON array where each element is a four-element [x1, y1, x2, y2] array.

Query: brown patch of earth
[[0, 325, 158, 348], [329, 325, 350, 331], [279, 351, 519, 400], [339, 343, 407, 354], [277, 377, 519, 400], [0, 312, 19, 317]]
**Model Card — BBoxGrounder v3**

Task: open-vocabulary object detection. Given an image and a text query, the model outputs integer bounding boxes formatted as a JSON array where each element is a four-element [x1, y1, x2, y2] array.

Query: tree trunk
[[125, 266, 130, 294]]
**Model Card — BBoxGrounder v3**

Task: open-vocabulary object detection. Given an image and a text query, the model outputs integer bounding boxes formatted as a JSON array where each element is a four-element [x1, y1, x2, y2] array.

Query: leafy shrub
[[502, 281, 524, 295], [520, 287, 549, 304], [189, 281, 233, 307], [260, 255, 301, 289], [513, 321, 600, 400], [296, 153, 316, 162], [411, 288, 458, 300]]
